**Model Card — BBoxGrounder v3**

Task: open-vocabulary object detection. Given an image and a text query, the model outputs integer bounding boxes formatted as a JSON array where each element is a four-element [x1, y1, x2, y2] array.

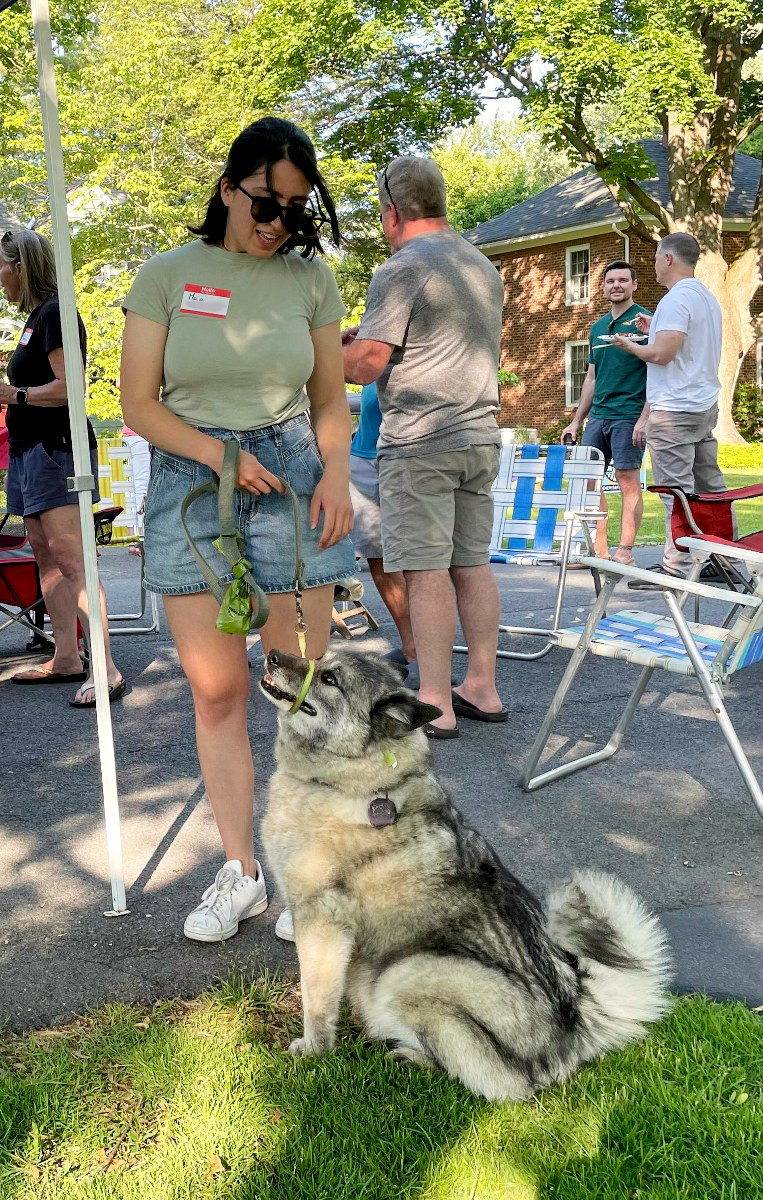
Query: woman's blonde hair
[[0, 229, 58, 313]]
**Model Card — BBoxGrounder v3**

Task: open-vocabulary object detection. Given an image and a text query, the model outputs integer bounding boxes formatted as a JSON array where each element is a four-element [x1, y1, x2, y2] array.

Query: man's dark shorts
[[582, 417, 644, 472]]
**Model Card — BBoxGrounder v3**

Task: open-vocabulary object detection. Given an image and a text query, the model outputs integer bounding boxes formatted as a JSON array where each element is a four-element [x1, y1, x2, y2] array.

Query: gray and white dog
[[261, 648, 671, 1102]]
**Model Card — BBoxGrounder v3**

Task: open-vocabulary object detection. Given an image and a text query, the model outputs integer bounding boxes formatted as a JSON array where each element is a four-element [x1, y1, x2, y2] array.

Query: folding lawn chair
[[650, 482, 763, 617], [520, 538, 763, 823], [331, 576, 380, 640], [95, 439, 160, 634], [0, 527, 54, 648], [455, 443, 607, 660]]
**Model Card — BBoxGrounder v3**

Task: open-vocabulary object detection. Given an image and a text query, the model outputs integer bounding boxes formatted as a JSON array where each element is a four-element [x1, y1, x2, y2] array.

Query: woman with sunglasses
[[120, 117, 354, 944], [0, 229, 124, 706]]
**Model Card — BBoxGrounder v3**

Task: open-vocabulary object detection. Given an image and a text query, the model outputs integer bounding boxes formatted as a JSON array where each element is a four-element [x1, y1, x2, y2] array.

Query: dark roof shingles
[[466, 140, 761, 246]]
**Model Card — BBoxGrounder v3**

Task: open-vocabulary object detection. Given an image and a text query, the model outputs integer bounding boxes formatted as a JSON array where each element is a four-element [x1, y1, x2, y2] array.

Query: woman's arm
[[306, 321, 353, 549], [0, 347, 83, 407], [120, 312, 282, 494]]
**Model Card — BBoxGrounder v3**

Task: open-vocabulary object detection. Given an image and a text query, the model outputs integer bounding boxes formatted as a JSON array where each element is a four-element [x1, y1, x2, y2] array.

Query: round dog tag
[[368, 796, 397, 827]]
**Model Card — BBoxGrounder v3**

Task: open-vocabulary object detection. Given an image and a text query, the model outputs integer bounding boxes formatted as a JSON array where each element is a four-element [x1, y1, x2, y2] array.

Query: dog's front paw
[[289, 1037, 318, 1058]]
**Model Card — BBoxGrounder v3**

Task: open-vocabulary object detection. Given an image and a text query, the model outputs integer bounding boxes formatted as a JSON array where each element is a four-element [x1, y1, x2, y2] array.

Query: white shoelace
[[194, 865, 244, 930]]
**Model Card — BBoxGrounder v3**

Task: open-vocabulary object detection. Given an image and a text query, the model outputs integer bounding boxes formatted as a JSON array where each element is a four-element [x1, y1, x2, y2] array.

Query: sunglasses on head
[[378, 166, 396, 224], [233, 183, 327, 238]]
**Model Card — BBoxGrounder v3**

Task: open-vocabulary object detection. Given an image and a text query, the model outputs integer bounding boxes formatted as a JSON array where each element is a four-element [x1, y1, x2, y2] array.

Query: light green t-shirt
[[123, 240, 346, 430]]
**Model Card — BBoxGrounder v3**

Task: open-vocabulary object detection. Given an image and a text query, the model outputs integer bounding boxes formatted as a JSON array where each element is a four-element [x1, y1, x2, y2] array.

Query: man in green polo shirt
[[561, 261, 651, 565]]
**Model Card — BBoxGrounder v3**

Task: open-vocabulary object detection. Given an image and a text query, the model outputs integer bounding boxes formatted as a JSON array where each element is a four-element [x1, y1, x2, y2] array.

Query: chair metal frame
[[455, 443, 607, 661], [520, 535, 763, 822]]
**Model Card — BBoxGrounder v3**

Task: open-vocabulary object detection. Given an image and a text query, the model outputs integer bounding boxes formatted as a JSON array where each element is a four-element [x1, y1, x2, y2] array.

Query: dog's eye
[[321, 671, 339, 688]]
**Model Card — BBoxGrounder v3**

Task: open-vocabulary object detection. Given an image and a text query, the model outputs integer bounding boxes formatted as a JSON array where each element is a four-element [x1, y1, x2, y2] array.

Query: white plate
[[597, 333, 647, 344]]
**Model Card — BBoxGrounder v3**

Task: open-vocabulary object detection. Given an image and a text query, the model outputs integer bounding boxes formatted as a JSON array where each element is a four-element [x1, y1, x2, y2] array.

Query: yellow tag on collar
[[383, 749, 398, 769]]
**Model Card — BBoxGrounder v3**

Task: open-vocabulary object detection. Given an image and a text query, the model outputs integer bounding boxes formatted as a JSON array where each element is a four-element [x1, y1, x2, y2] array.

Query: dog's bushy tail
[[546, 870, 672, 1061]]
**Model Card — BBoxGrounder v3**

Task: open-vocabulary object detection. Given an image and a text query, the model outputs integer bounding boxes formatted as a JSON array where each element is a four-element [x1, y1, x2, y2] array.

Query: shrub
[[732, 383, 763, 442], [717, 443, 763, 470]]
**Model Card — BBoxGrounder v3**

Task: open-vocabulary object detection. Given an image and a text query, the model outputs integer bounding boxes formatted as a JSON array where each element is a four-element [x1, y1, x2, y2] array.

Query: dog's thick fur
[[261, 649, 671, 1102]]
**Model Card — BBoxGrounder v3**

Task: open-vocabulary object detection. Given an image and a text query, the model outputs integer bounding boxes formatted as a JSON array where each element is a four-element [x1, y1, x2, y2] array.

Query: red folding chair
[[0, 529, 52, 647], [649, 482, 763, 619], [0, 505, 123, 651]]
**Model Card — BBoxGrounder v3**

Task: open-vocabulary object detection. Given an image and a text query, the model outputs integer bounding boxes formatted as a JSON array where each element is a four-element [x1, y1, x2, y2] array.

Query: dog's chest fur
[[262, 759, 456, 948]]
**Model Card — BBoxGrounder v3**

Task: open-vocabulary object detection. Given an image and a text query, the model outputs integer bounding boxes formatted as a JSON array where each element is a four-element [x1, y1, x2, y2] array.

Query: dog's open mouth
[[260, 672, 316, 716]]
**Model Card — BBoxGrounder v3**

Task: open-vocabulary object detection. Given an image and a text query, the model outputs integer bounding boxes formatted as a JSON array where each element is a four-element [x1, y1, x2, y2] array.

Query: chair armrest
[[577, 556, 761, 608], [677, 535, 763, 570]]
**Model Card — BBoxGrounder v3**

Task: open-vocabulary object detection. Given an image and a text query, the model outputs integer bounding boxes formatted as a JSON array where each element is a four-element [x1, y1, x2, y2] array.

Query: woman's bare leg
[[164, 591, 256, 878]]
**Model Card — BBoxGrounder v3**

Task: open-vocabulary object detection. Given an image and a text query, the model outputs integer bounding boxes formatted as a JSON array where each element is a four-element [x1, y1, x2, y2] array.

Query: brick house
[[465, 140, 763, 433]]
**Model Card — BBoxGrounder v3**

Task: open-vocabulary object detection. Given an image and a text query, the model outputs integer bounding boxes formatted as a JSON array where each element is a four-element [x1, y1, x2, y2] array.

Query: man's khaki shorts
[[378, 444, 500, 572]]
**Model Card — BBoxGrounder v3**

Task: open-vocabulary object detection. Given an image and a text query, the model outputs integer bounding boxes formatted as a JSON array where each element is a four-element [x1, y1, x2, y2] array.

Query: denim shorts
[[582, 417, 644, 472], [6, 443, 100, 518], [142, 413, 356, 596]]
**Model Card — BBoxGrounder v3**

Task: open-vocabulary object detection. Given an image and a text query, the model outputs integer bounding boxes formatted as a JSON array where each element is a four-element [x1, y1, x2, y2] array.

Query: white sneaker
[[183, 859, 268, 943], [275, 907, 295, 942]]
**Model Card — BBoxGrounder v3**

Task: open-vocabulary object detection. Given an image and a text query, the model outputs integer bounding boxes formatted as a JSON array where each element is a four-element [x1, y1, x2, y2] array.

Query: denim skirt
[[142, 413, 355, 595]]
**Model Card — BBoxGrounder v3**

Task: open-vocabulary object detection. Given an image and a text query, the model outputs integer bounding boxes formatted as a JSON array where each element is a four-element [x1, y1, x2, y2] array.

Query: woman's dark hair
[[189, 117, 340, 258]]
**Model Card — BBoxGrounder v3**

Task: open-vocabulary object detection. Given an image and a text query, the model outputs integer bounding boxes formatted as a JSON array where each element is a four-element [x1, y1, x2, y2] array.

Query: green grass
[[1, 979, 761, 1199]]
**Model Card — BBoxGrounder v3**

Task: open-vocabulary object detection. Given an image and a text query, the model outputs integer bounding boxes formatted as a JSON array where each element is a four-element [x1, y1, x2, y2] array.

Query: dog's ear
[[371, 691, 442, 740]]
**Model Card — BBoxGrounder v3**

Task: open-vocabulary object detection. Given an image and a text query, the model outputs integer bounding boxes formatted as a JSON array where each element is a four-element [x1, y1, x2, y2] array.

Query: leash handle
[[178, 436, 297, 633]]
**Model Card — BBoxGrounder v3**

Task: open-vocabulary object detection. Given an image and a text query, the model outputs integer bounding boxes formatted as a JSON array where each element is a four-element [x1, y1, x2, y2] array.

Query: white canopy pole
[[30, 0, 127, 913]]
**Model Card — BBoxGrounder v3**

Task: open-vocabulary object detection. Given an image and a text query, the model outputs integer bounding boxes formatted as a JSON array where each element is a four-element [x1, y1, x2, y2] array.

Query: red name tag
[[180, 284, 231, 319]]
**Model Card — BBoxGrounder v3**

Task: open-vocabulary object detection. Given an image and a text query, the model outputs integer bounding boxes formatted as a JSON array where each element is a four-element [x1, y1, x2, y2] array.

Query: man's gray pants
[[647, 403, 727, 575]]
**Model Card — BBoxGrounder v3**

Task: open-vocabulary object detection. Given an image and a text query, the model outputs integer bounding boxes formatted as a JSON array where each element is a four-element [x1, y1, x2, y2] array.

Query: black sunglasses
[[234, 183, 326, 238]]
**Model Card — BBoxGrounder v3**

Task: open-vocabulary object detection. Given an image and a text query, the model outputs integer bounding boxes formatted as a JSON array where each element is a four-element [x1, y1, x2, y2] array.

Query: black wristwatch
[[15, 387, 28, 406]]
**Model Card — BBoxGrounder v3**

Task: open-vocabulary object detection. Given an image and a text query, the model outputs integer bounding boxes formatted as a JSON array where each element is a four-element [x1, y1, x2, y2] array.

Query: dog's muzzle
[[261, 649, 316, 716]]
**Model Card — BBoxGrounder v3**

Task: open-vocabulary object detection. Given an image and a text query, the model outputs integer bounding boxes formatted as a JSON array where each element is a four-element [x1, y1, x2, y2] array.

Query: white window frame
[[565, 243, 590, 306], [565, 340, 590, 409]]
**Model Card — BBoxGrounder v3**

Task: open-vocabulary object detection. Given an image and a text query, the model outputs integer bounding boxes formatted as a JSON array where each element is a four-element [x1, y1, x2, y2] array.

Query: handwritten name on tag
[[180, 284, 231, 319], [19, 327, 33, 346]]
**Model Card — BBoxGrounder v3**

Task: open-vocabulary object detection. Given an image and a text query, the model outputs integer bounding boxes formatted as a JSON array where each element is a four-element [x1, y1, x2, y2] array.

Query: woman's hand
[[235, 448, 285, 496], [310, 462, 354, 550], [0, 383, 17, 403]]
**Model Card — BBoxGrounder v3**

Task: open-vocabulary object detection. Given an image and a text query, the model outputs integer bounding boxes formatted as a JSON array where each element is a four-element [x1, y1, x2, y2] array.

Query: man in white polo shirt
[[612, 231, 727, 584]]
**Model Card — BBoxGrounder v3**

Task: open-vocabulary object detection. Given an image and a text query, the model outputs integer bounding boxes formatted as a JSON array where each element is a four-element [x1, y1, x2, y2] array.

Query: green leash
[[180, 439, 314, 713]]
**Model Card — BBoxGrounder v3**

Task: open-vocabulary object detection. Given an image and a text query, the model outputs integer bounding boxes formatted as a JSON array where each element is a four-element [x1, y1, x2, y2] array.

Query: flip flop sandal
[[424, 723, 459, 740], [613, 546, 636, 567], [12, 668, 88, 685], [451, 692, 508, 723], [69, 678, 127, 708]]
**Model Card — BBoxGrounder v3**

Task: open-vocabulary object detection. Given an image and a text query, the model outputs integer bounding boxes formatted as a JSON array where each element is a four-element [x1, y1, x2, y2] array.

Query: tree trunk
[[695, 249, 759, 445]]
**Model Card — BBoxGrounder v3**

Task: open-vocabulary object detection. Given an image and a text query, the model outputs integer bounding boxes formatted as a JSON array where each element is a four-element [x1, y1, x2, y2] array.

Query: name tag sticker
[[180, 284, 231, 319], [19, 327, 33, 346]]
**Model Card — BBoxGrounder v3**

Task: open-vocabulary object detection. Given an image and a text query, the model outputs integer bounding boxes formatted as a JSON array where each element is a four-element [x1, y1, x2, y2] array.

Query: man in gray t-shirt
[[344, 156, 506, 738]]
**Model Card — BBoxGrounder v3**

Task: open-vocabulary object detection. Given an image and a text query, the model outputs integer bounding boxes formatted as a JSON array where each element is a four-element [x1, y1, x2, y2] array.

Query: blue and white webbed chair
[[521, 535, 763, 822], [455, 442, 607, 661]]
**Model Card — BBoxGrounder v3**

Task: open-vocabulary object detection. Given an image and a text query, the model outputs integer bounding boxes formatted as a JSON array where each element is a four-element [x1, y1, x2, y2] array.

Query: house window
[[565, 244, 590, 305], [565, 341, 589, 408]]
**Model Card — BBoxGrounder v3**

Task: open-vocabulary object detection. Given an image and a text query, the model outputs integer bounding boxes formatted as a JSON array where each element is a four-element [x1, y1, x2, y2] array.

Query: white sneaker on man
[[275, 907, 295, 942], [183, 859, 268, 942]]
